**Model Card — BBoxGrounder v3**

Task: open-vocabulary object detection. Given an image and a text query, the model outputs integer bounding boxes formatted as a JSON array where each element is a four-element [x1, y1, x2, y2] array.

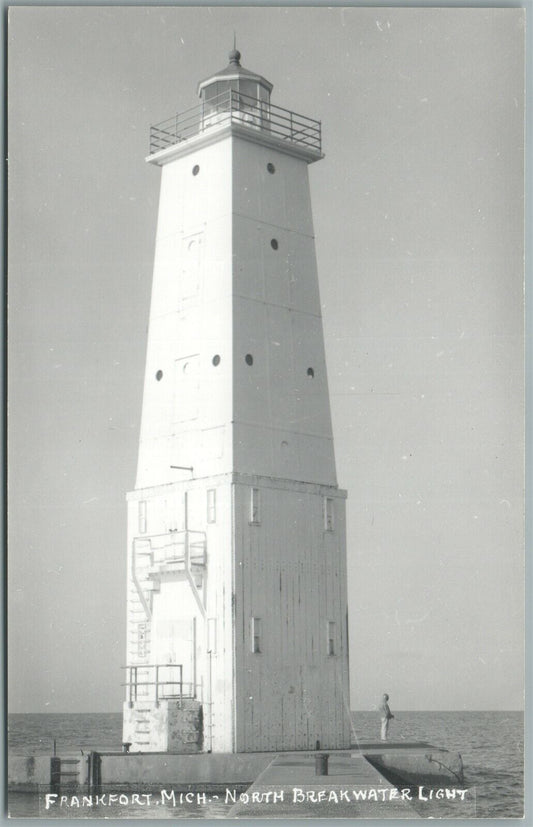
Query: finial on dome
[[229, 33, 241, 65]]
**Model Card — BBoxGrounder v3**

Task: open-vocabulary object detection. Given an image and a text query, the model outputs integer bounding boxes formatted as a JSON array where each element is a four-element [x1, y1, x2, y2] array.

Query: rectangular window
[[250, 617, 262, 653], [207, 489, 216, 524], [324, 497, 334, 532], [250, 488, 261, 524], [207, 618, 217, 654], [327, 621, 336, 656], [138, 501, 147, 534]]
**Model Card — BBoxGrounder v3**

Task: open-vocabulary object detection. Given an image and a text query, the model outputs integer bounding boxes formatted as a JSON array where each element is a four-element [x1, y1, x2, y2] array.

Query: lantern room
[[197, 49, 272, 123]]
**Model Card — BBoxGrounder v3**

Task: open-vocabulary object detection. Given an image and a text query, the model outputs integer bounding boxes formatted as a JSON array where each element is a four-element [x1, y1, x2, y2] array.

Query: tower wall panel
[[232, 140, 314, 236], [232, 480, 350, 751]]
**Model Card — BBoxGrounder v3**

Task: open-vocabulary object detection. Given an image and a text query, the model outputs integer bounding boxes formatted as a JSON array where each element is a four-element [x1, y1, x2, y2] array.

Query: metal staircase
[[130, 529, 207, 622]]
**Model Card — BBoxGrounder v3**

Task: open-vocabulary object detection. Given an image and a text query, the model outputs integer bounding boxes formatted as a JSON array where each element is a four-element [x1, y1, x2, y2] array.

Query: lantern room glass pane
[[203, 81, 232, 109], [239, 79, 257, 102], [203, 83, 217, 102]]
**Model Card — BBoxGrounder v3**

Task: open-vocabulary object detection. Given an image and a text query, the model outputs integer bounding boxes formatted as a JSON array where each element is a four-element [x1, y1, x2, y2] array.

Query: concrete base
[[8, 743, 463, 794], [123, 699, 202, 753], [8, 757, 57, 791], [7, 752, 273, 792], [98, 752, 272, 787], [8, 754, 87, 792]]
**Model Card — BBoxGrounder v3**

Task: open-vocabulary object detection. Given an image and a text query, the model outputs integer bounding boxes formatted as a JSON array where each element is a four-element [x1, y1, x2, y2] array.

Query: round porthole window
[[192, 165, 200, 176], [155, 370, 163, 381], [271, 239, 279, 250], [245, 354, 254, 366], [267, 163, 275, 174], [307, 367, 315, 378], [212, 355, 221, 366]]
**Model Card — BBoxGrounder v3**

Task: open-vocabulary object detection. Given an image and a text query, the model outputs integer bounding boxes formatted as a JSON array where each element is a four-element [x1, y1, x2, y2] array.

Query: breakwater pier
[[9, 741, 465, 818]]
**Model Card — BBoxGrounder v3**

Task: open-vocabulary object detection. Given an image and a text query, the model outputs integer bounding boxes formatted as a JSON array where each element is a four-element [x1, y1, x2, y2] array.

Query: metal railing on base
[[122, 663, 195, 706]]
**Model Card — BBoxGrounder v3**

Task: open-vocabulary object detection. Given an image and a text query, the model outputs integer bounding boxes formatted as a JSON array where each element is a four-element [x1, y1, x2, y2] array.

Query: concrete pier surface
[[227, 751, 421, 818]]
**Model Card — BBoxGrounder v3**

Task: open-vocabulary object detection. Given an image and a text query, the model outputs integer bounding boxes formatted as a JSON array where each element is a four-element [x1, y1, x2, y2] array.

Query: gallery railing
[[149, 89, 321, 155]]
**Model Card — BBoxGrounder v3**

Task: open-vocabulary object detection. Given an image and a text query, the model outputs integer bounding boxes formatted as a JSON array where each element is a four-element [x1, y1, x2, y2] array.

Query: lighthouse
[[123, 49, 352, 753]]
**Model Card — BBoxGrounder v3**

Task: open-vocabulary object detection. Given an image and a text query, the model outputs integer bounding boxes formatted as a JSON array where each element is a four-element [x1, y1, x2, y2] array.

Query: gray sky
[[8, 6, 525, 712]]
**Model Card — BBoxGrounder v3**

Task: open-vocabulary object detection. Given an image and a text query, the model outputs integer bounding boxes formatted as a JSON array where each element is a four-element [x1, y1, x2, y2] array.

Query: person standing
[[379, 693, 394, 741]]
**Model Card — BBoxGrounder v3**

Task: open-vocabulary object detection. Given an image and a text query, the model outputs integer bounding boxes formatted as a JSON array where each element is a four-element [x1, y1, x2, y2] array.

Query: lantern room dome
[[197, 49, 273, 107]]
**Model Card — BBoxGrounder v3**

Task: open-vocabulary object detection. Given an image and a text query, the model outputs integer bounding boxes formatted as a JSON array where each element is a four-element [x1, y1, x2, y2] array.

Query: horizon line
[[8, 708, 525, 715]]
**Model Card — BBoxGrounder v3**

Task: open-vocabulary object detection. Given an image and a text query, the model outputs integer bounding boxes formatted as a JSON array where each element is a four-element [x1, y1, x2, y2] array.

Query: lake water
[[7, 710, 523, 818]]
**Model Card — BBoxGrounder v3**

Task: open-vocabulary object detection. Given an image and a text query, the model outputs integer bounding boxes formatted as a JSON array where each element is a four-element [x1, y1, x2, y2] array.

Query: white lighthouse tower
[[123, 49, 351, 753]]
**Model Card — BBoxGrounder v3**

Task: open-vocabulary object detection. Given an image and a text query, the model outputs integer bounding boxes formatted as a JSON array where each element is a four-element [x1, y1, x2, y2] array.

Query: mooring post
[[315, 753, 330, 776], [50, 756, 61, 790], [88, 751, 101, 790]]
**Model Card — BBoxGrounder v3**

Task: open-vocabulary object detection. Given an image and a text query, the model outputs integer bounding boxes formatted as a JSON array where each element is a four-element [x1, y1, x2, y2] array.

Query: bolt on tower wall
[[123, 50, 352, 753]]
